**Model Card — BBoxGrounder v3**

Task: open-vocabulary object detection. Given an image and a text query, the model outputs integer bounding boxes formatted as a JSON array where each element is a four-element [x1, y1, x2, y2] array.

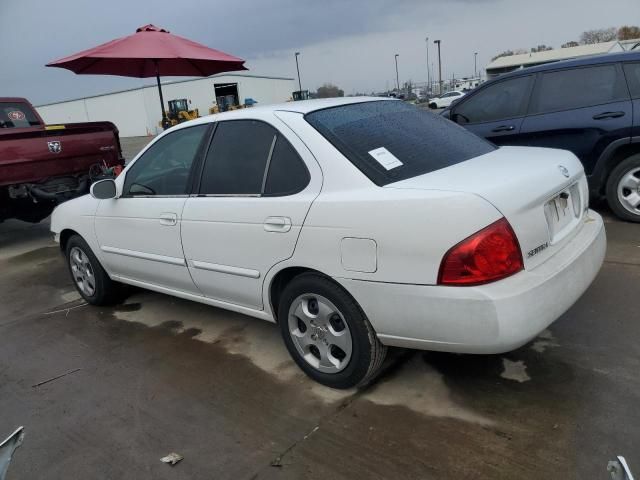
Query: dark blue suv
[[443, 51, 640, 222]]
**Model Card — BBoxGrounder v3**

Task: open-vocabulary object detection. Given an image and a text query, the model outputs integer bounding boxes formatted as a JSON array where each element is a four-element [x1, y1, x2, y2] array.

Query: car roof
[[488, 50, 640, 82], [0, 97, 30, 103]]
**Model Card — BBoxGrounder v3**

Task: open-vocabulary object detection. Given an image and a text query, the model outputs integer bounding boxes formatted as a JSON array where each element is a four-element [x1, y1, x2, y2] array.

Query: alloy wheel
[[287, 294, 353, 374], [69, 246, 96, 297]]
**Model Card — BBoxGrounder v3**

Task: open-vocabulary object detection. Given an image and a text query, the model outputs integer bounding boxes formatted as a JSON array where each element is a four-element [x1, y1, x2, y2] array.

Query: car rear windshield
[[0, 102, 41, 129], [305, 100, 495, 186]]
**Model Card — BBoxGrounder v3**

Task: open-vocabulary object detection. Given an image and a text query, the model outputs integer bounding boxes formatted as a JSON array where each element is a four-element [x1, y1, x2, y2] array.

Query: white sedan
[[429, 90, 465, 109], [51, 97, 606, 389]]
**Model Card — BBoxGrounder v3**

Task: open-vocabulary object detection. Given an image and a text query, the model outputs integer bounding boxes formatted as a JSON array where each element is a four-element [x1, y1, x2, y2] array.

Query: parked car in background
[[442, 51, 640, 222], [0, 97, 124, 223], [429, 90, 465, 109], [51, 98, 605, 389]]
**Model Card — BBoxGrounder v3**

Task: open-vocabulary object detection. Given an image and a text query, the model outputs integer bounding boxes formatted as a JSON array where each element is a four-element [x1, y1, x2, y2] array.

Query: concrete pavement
[[1, 139, 639, 478]]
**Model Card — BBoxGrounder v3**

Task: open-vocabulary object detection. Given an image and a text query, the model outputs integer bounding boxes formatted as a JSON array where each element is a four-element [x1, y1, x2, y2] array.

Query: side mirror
[[90, 179, 117, 200], [440, 109, 451, 120]]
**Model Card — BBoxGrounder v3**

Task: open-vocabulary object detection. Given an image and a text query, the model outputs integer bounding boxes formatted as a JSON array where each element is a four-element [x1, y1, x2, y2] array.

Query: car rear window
[[0, 102, 41, 129], [305, 100, 495, 186]]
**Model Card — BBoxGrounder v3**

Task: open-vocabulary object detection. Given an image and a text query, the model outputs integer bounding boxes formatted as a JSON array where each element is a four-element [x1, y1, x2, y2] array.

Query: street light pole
[[434, 40, 442, 95], [394, 54, 400, 92], [425, 37, 430, 96], [474, 52, 478, 79], [294, 52, 302, 93]]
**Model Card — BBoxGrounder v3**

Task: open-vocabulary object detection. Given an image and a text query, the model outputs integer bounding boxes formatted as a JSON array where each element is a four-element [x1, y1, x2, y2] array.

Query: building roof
[[620, 38, 640, 50], [486, 41, 622, 71]]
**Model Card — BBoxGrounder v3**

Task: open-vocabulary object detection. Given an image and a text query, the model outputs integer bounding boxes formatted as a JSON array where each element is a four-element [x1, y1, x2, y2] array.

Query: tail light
[[438, 218, 523, 286]]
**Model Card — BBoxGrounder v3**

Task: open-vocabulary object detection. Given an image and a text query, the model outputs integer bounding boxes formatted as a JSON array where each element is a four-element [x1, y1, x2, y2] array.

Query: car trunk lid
[[385, 146, 589, 270]]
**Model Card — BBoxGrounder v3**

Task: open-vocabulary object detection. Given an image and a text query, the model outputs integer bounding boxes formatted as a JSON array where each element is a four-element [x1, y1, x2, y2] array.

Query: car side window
[[530, 64, 629, 114], [453, 75, 533, 124], [124, 124, 209, 196], [199, 119, 310, 196], [263, 135, 310, 196], [199, 120, 276, 195], [623, 63, 640, 99]]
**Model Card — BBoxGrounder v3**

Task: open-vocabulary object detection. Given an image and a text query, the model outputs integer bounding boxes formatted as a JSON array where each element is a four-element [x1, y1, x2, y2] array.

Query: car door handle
[[159, 212, 178, 226], [592, 111, 625, 120], [491, 125, 515, 132], [264, 216, 292, 232]]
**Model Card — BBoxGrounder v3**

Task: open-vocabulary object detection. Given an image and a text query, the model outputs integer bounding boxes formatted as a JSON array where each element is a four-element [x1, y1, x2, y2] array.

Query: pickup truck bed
[[0, 97, 124, 223]]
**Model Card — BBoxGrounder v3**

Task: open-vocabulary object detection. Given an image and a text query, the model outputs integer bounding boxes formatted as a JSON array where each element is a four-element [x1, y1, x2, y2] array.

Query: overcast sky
[[1, 0, 637, 104]]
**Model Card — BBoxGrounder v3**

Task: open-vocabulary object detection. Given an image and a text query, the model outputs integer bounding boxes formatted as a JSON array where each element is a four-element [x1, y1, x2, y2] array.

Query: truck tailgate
[[0, 122, 122, 187]]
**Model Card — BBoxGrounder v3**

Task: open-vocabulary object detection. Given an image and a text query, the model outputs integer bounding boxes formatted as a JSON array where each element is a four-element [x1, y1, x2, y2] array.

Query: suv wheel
[[606, 154, 640, 222], [278, 273, 387, 389]]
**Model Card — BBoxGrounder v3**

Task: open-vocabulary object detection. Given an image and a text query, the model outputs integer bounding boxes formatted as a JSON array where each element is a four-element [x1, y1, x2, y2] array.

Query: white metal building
[[485, 41, 625, 79], [36, 73, 295, 137]]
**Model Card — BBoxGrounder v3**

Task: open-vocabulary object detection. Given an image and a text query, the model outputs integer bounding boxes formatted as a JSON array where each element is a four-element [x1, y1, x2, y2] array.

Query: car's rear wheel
[[606, 154, 640, 223], [278, 273, 387, 389], [65, 235, 121, 305]]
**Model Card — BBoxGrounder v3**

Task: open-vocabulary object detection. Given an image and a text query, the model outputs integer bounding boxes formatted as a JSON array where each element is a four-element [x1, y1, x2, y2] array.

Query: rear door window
[[199, 120, 275, 195], [263, 136, 310, 196], [452, 75, 533, 124], [305, 100, 495, 186], [0, 102, 41, 129], [623, 63, 640, 99], [530, 64, 629, 114]]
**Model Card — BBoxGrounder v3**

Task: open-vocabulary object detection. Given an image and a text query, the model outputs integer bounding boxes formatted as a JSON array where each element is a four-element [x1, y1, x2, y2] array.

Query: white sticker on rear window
[[368, 147, 403, 170]]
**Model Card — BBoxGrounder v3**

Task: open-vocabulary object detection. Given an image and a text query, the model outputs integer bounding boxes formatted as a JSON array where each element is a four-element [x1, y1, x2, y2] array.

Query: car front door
[[94, 124, 210, 294], [180, 117, 321, 310], [450, 75, 534, 145], [518, 63, 632, 176]]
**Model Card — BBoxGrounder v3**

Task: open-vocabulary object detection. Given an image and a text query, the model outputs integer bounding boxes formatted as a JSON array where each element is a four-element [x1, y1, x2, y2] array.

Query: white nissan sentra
[[51, 98, 606, 388]]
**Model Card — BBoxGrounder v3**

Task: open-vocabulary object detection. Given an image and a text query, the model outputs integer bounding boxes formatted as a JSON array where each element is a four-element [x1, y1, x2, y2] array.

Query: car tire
[[65, 234, 122, 305], [278, 272, 387, 389], [429, 102, 437, 109], [606, 154, 640, 223]]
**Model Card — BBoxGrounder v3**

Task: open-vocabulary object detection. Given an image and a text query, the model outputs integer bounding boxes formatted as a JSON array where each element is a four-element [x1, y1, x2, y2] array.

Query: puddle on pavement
[[109, 293, 566, 421], [112, 293, 353, 404], [365, 354, 494, 425]]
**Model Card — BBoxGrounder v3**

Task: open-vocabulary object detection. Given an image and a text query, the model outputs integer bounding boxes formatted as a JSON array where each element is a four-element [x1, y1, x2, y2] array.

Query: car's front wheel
[[606, 154, 640, 223], [65, 235, 122, 305], [278, 273, 387, 389]]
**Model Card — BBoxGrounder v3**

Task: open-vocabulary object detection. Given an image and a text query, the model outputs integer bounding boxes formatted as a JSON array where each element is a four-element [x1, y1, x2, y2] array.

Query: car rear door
[[518, 63, 632, 176], [449, 75, 534, 145], [622, 62, 640, 138], [94, 124, 210, 294], [180, 116, 321, 310]]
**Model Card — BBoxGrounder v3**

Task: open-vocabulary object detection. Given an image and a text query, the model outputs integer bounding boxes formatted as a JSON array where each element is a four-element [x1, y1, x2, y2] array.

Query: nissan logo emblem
[[558, 165, 570, 178]]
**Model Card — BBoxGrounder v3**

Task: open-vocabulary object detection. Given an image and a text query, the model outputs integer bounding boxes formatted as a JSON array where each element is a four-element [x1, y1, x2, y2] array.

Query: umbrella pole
[[155, 60, 170, 130]]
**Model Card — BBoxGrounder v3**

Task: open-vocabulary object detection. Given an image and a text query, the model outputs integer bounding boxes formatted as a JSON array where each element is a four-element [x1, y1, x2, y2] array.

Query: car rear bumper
[[336, 210, 606, 354]]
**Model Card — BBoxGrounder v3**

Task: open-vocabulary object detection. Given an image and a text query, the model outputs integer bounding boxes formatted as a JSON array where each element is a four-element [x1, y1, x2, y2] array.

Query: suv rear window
[[530, 64, 629, 114], [0, 102, 41, 129], [305, 100, 495, 186]]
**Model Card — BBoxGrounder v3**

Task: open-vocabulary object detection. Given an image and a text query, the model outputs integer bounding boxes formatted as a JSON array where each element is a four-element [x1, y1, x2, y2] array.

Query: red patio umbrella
[[47, 24, 247, 129]]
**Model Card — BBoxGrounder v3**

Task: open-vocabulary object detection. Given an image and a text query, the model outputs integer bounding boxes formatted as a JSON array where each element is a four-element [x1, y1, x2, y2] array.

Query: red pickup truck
[[0, 97, 124, 223]]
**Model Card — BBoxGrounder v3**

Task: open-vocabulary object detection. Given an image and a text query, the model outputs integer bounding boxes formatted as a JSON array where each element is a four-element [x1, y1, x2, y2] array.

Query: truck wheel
[[278, 273, 387, 389], [65, 235, 121, 305], [606, 154, 640, 223]]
